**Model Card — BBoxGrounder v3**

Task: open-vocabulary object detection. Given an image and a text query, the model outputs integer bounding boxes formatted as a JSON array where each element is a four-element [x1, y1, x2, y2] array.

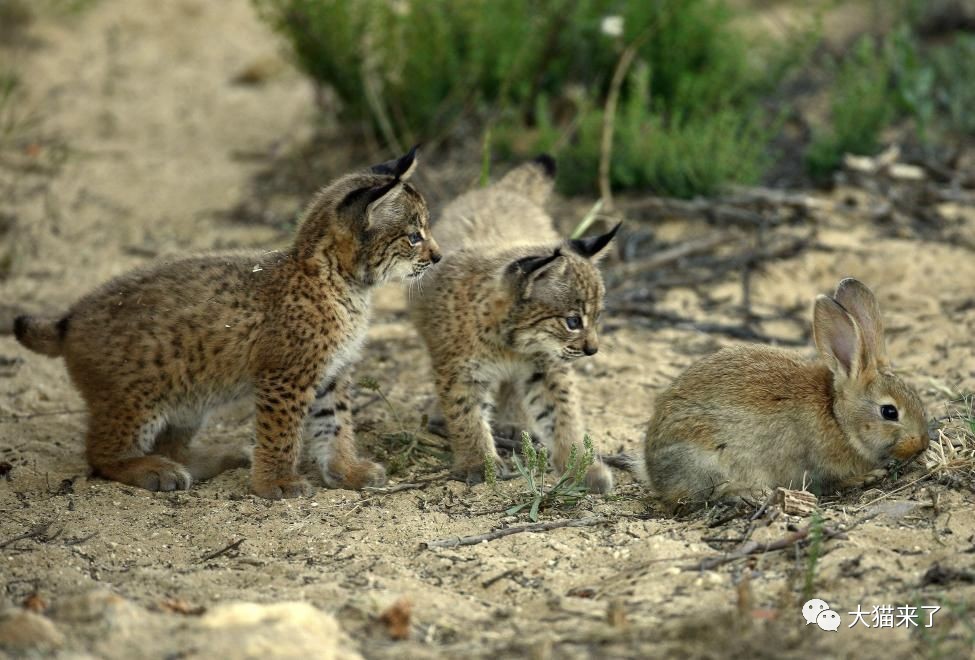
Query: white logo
[[802, 598, 840, 632]]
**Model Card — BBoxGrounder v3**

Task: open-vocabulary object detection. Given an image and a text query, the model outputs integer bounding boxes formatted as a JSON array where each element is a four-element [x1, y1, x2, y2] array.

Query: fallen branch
[[685, 523, 846, 571], [198, 538, 245, 562], [613, 306, 807, 346], [616, 232, 739, 278], [420, 516, 610, 550], [363, 482, 426, 494], [0, 409, 87, 423], [619, 196, 772, 227], [0, 522, 59, 549]]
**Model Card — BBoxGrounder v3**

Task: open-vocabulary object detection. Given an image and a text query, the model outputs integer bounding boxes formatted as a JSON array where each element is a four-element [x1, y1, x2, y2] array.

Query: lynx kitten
[[15, 148, 440, 499], [411, 156, 618, 493]]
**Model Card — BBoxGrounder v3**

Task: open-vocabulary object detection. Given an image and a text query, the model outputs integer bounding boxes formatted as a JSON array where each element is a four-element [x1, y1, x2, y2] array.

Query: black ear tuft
[[509, 252, 560, 277], [569, 222, 621, 259], [370, 144, 420, 179], [338, 179, 399, 212], [532, 154, 557, 178]]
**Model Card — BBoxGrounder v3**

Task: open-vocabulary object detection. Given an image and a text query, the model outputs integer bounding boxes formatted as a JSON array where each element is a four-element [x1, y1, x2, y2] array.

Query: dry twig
[[420, 517, 610, 550], [198, 538, 245, 562]]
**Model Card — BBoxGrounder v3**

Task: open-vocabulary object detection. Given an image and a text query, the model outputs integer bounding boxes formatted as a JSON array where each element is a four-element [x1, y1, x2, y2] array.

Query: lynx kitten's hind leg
[[155, 420, 250, 483], [306, 376, 386, 489], [85, 407, 192, 492]]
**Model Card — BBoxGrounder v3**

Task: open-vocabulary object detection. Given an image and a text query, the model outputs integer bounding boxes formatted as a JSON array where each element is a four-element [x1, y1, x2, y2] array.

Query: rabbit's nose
[[891, 434, 928, 460]]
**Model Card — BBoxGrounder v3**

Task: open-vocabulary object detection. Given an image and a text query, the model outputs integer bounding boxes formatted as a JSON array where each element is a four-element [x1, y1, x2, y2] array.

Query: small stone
[[0, 608, 64, 650]]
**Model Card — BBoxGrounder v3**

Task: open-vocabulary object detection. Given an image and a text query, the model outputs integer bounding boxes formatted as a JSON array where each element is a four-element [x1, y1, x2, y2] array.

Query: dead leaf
[[22, 593, 47, 613], [379, 598, 412, 641], [159, 597, 206, 616]]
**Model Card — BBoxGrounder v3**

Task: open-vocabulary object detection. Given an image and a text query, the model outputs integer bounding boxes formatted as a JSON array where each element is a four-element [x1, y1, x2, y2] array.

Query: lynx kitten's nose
[[431, 251, 442, 264], [583, 344, 598, 356]]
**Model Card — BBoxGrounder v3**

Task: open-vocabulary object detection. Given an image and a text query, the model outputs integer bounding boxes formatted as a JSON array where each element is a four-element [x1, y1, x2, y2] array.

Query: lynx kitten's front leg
[[521, 366, 613, 494], [252, 375, 316, 499], [305, 374, 387, 489], [436, 367, 500, 484]]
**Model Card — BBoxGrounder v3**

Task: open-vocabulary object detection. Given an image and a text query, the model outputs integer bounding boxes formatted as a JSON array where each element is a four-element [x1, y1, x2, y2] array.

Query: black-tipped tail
[[532, 153, 557, 178], [601, 451, 649, 483], [13, 315, 67, 357]]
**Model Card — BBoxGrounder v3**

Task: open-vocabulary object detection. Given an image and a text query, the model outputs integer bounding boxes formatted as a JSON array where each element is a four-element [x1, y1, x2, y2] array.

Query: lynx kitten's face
[[508, 253, 605, 364], [363, 187, 439, 284]]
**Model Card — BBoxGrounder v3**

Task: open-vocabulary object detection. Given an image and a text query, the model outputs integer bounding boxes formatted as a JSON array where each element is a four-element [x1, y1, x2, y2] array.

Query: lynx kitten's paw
[[252, 476, 312, 500], [324, 459, 388, 490], [112, 456, 192, 492]]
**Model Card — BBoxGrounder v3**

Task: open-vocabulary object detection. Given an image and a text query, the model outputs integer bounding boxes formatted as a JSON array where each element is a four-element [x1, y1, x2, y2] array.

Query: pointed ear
[[364, 181, 404, 227], [369, 144, 419, 181], [833, 278, 888, 368], [508, 250, 565, 297], [568, 222, 621, 262], [338, 180, 401, 228], [813, 294, 869, 381]]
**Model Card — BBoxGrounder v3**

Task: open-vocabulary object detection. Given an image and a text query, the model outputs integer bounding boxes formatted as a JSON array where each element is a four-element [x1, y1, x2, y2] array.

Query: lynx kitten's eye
[[407, 232, 423, 246], [880, 404, 899, 421], [565, 315, 582, 331]]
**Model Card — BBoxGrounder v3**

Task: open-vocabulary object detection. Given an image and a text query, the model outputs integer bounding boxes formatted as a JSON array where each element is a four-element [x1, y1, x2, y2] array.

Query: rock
[[191, 602, 362, 660], [0, 608, 65, 651], [50, 589, 147, 634]]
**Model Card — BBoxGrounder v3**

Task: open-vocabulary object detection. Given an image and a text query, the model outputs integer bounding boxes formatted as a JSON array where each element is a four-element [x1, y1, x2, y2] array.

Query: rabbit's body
[[643, 279, 929, 506]]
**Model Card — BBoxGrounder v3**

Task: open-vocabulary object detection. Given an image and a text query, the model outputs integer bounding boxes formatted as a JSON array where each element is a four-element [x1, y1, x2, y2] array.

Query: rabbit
[[641, 277, 929, 507]]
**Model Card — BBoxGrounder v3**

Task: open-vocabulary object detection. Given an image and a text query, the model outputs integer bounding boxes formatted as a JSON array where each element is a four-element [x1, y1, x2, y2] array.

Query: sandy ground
[[1, 1, 974, 658]]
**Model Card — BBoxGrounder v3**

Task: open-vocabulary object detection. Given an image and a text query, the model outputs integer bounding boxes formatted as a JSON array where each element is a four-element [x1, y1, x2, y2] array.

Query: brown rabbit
[[642, 278, 929, 507]]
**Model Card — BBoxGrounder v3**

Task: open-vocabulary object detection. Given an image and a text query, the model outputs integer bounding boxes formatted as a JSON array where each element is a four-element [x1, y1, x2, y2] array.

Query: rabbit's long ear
[[833, 277, 888, 368], [813, 294, 869, 381]]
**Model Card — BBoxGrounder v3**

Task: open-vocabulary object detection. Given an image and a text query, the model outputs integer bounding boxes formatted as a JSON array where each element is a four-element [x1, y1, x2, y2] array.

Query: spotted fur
[[14, 148, 441, 499], [411, 157, 618, 493]]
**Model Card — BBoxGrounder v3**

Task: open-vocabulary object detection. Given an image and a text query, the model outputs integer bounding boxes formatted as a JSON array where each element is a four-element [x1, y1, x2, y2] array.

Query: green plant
[[806, 36, 894, 181], [916, 596, 975, 659], [357, 376, 448, 474], [802, 510, 825, 601], [927, 34, 975, 138], [506, 431, 595, 522], [257, 0, 804, 198], [483, 450, 498, 490]]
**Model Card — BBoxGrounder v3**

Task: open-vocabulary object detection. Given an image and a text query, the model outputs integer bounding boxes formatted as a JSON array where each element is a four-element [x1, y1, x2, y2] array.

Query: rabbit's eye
[[880, 404, 899, 421]]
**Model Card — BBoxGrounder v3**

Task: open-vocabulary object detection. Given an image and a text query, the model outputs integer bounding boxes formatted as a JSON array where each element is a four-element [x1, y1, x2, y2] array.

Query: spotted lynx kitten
[[14, 148, 440, 499], [412, 156, 619, 493]]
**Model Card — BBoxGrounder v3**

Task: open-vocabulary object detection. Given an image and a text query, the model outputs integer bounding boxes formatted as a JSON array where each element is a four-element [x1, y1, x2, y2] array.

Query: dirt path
[[1, 2, 974, 658]]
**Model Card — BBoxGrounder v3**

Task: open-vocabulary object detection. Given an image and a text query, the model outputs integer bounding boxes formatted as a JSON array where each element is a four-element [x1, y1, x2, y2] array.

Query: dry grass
[[924, 393, 975, 484]]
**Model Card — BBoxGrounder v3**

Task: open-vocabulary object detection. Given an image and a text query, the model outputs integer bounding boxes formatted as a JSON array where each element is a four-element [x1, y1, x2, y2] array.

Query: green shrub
[[806, 12, 975, 180], [806, 37, 894, 181], [256, 0, 795, 198], [927, 34, 975, 138], [528, 63, 770, 198]]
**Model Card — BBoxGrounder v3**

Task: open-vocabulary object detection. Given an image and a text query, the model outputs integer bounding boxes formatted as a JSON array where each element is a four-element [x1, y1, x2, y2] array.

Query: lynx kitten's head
[[298, 146, 440, 284], [504, 223, 620, 364]]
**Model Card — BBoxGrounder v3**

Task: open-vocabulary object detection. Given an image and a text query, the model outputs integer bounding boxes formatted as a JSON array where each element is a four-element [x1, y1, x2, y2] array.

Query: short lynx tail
[[13, 315, 68, 357], [601, 451, 649, 483], [495, 153, 557, 205]]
